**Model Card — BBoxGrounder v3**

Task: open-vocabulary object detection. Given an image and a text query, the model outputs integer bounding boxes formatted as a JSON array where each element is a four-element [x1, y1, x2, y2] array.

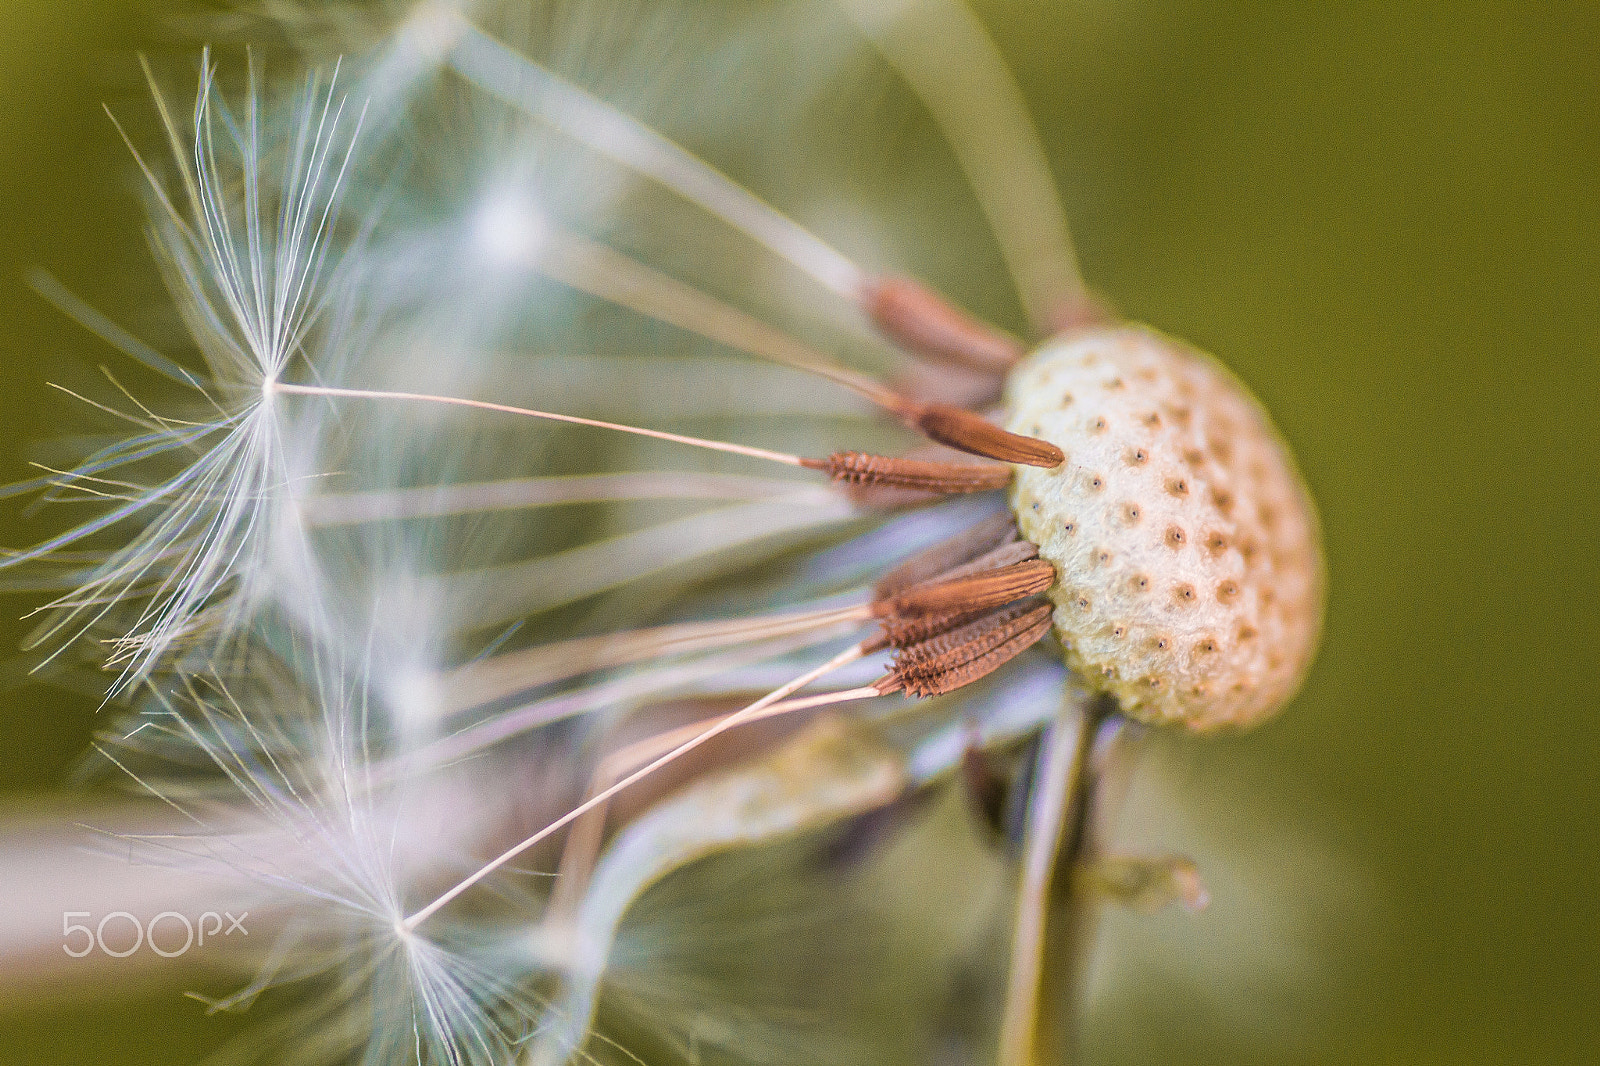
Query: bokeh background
[[0, 0, 1596, 1063]]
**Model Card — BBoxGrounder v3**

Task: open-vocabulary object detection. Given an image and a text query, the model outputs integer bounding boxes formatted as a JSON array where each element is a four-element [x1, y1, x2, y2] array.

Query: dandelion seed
[[92, 647, 552, 1065], [4, 52, 366, 690]]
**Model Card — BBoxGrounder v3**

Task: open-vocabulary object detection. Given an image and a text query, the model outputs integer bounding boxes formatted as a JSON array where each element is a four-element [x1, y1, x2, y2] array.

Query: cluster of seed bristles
[[859, 515, 1059, 700]]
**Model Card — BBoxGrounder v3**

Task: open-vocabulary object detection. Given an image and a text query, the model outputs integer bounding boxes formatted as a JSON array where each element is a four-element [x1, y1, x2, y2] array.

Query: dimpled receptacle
[[1005, 326, 1323, 731]]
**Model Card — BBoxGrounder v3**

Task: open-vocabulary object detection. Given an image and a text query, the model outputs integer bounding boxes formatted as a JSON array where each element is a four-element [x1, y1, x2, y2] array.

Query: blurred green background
[[0, 0, 1596, 1063]]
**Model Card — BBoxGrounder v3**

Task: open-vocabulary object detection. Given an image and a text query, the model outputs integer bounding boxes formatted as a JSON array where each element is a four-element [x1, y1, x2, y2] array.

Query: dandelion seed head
[[11, 0, 1335, 1060]]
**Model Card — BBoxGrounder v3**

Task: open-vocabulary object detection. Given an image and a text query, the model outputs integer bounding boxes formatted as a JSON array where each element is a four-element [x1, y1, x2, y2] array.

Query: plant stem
[[997, 691, 1116, 1066]]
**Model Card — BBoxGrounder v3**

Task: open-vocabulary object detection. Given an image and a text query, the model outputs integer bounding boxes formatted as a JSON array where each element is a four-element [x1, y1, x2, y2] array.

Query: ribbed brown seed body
[[822, 451, 1011, 493], [864, 522, 1055, 696], [894, 601, 1052, 677], [877, 543, 1040, 647], [912, 402, 1064, 467], [880, 606, 995, 648], [890, 601, 1055, 698], [878, 558, 1055, 618], [862, 275, 1024, 374], [1005, 326, 1324, 731]]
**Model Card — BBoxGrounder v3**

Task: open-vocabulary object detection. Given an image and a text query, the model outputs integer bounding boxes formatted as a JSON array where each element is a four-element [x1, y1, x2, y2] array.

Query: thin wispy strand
[[5, 50, 366, 691]]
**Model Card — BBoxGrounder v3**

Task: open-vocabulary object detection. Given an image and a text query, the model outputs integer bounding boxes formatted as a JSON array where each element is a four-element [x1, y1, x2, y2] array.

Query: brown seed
[[862, 274, 1024, 374], [879, 558, 1055, 618], [910, 402, 1063, 468], [893, 601, 1052, 679], [887, 601, 1054, 698], [816, 451, 1012, 494], [881, 606, 993, 648]]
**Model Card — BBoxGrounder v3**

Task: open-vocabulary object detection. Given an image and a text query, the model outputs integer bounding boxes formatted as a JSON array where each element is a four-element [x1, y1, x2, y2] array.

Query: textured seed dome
[[1004, 326, 1323, 731]]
